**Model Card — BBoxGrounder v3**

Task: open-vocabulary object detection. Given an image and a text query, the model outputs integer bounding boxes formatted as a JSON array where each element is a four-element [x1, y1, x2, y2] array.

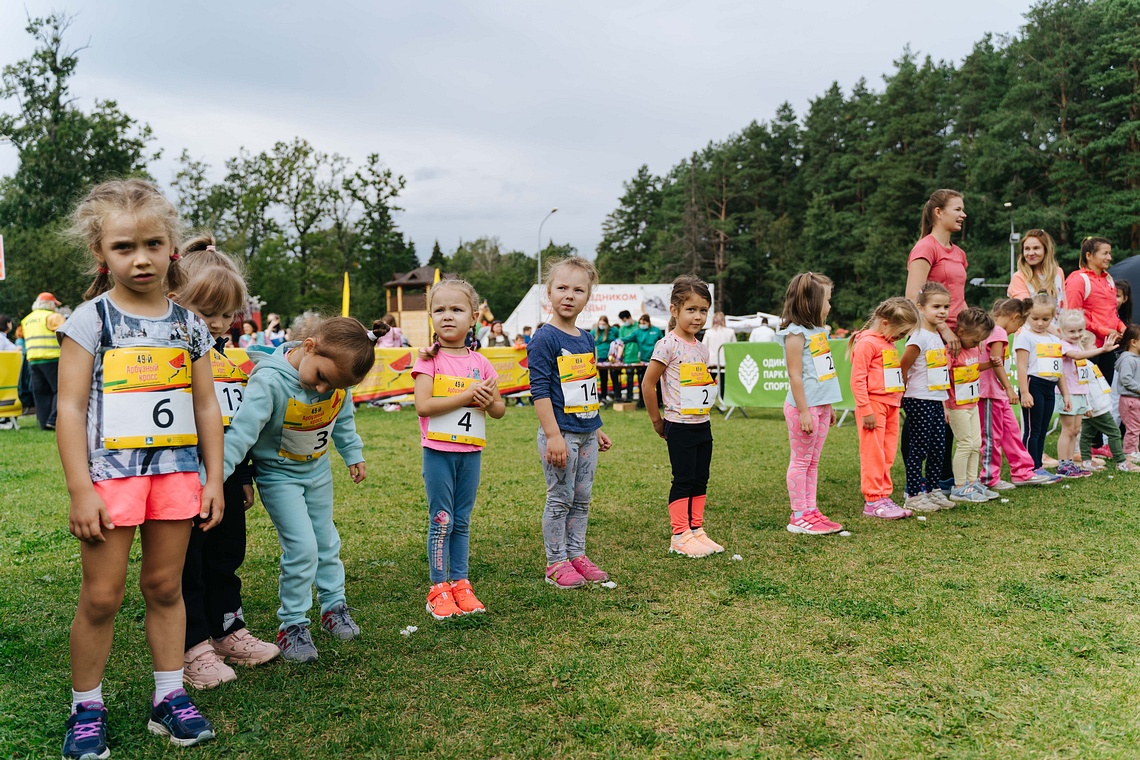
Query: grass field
[[3, 405, 1140, 759]]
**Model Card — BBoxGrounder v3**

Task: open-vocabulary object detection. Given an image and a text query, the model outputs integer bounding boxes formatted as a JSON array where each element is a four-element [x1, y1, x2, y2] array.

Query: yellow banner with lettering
[[352, 347, 532, 403]]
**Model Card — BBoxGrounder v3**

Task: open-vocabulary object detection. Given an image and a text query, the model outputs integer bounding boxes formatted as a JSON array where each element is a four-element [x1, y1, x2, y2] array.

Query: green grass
[[3, 406, 1140, 758]]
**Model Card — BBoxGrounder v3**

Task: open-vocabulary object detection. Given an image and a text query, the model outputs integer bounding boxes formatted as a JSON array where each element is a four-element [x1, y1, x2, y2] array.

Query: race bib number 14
[[102, 347, 197, 449], [557, 353, 599, 413], [882, 349, 905, 393]]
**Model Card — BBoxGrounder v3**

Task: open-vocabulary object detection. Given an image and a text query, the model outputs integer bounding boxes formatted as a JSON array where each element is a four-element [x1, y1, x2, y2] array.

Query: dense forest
[[1, 0, 1137, 326]]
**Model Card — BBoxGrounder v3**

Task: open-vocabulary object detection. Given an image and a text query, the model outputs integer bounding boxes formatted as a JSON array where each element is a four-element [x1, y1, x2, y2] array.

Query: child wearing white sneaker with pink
[[776, 272, 844, 535], [642, 275, 728, 556]]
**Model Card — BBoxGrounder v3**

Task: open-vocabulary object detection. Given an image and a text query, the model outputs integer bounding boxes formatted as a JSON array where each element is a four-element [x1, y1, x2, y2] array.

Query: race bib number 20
[[102, 347, 197, 449]]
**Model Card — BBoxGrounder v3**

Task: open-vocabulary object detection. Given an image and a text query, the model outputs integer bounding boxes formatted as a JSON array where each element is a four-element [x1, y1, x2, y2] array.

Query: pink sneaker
[[1091, 445, 1112, 458], [862, 498, 911, 520], [183, 641, 236, 689], [211, 628, 280, 667], [569, 555, 610, 583], [787, 510, 842, 535], [690, 528, 726, 553], [545, 560, 588, 589]]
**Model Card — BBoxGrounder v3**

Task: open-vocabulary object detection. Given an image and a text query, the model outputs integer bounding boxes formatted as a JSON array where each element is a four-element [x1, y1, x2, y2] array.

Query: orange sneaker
[[669, 529, 714, 558], [450, 579, 486, 615], [426, 582, 462, 620], [690, 528, 725, 553]]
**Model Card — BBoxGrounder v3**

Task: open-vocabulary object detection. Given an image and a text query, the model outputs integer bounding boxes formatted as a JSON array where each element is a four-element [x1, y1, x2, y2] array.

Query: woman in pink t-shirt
[[905, 189, 968, 350]]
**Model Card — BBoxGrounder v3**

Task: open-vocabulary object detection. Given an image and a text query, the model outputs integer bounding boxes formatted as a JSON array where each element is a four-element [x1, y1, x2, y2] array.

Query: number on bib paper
[[679, 362, 715, 415], [210, 349, 248, 426], [426, 374, 487, 446], [952, 363, 980, 405], [557, 353, 599, 413], [279, 390, 344, 461], [925, 348, 949, 391], [102, 347, 198, 448], [1036, 343, 1062, 378], [808, 333, 836, 382], [882, 349, 904, 393], [1076, 359, 1091, 386]]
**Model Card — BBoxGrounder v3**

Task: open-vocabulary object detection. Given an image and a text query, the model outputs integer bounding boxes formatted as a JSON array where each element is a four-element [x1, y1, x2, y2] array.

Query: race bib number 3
[[925, 348, 949, 391], [279, 390, 344, 461], [679, 362, 715, 415], [557, 353, 599, 413], [102, 348, 197, 449], [882, 349, 905, 393], [427, 375, 487, 446], [952, 363, 981, 405], [1036, 343, 1062, 378], [808, 333, 836, 382], [210, 349, 248, 426]]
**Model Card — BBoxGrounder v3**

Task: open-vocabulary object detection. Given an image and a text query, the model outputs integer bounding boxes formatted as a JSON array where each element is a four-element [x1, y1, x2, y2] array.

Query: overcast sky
[[0, 1, 1030, 263]]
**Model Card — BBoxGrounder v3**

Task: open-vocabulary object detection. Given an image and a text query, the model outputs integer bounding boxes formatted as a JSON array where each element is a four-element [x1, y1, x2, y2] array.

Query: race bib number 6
[[102, 347, 197, 449], [882, 349, 905, 393], [679, 362, 715, 415], [557, 353, 599, 413], [279, 390, 344, 461], [426, 375, 487, 446]]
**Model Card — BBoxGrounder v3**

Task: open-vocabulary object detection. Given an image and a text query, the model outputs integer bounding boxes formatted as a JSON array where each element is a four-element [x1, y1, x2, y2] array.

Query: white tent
[[501, 283, 710, 336]]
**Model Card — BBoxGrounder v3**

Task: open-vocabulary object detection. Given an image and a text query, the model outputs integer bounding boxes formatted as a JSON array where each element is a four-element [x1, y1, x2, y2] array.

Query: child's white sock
[[72, 683, 103, 712], [153, 670, 184, 704]]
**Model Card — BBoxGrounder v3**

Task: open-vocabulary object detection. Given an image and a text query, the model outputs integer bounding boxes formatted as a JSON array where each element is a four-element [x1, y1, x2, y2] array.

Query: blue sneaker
[[147, 689, 214, 747], [1034, 467, 1063, 483], [63, 701, 109, 760]]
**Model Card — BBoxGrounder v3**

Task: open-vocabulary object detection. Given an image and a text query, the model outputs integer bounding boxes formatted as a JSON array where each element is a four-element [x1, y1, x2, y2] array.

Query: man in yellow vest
[[21, 292, 62, 430]]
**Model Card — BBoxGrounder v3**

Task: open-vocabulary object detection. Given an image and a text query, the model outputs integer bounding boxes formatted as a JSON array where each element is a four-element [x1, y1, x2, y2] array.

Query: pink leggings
[[784, 403, 832, 514], [1122, 396, 1140, 454]]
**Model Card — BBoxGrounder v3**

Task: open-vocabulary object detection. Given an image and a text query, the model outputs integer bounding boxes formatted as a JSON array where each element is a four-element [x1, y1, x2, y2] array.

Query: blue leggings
[[1021, 375, 1057, 468], [901, 397, 946, 496], [423, 447, 482, 584]]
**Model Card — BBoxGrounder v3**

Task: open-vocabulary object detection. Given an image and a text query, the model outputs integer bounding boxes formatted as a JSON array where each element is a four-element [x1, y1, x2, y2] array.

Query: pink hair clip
[[170, 252, 181, 261], [206, 245, 216, 252], [98, 265, 110, 275]]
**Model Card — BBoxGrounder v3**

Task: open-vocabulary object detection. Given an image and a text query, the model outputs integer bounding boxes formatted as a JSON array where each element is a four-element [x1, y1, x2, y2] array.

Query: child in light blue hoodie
[[222, 316, 386, 662]]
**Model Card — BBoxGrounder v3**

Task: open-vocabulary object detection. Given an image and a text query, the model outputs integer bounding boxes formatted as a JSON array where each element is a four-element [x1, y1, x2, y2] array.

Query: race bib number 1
[[882, 349, 905, 393], [557, 353, 599, 413], [279, 390, 344, 461], [1036, 343, 1062, 378], [210, 349, 248, 427], [102, 347, 197, 449], [808, 333, 836, 382], [679, 362, 715, 415], [952, 363, 981, 405], [426, 375, 486, 447], [926, 348, 950, 391]]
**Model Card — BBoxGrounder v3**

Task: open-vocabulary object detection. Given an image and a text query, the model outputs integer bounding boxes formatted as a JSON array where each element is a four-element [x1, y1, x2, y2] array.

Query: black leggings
[[901, 398, 946, 496], [183, 473, 249, 648], [664, 420, 712, 508], [1021, 375, 1057, 469]]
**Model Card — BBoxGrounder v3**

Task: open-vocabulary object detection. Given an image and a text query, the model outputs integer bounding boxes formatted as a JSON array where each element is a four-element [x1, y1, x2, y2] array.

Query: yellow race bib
[[210, 349, 248, 427], [557, 353, 599, 413], [102, 347, 197, 449], [925, 348, 949, 391], [952, 363, 981, 405], [1036, 343, 1062, 378], [808, 333, 836, 382], [279, 390, 344, 461], [882, 349, 904, 393], [426, 374, 486, 447], [679, 362, 715, 415]]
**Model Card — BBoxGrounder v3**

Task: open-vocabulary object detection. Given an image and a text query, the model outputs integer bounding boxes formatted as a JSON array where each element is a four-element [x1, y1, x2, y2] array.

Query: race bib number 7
[[426, 374, 486, 447], [679, 362, 715, 415], [882, 349, 905, 393], [557, 353, 599, 413], [102, 347, 197, 449], [279, 390, 344, 461], [926, 348, 950, 391]]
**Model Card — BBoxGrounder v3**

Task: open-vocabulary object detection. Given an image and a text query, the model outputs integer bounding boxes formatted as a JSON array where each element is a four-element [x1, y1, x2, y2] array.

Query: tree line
[[595, 0, 1140, 324]]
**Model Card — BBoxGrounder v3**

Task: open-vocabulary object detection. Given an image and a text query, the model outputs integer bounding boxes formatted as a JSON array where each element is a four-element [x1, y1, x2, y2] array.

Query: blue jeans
[[538, 428, 597, 564], [423, 448, 482, 584]]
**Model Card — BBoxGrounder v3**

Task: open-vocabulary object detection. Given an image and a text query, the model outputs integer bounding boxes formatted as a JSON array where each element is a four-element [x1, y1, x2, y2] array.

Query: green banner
[[718, 340, 854, 411]]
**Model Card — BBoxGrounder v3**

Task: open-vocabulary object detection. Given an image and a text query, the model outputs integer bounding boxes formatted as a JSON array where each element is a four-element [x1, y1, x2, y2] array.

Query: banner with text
[[352, 347, 530, 403], [718, 341, 854, 412]]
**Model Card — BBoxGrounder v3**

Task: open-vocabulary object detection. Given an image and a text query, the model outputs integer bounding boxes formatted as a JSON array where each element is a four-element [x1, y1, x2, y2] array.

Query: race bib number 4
[[1036, 343, 1062, 378], [427, 375, 486, 447], [279, 390, 344, 461], [102, 348, 197, 449], [882, 349, 905, 393], [210, 349, 248, 426], [926, 348, 949, 391], [679, 362, 715, 415], [557, 353, 599, 413], [808, 333, 836, 382], [952, 363, 981, 405]]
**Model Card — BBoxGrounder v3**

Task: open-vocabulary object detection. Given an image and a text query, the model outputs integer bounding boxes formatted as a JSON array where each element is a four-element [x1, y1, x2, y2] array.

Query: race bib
[[1036, 343, 1062, 378], [679, 362, 715, 415], [102, 347, 197, 449], [926, 348, 949, 391], [882, 349, 904, 393], [952, 363, 981, 405], [426, 374, 486, 447], [557, 353, 599, 413], [210, 349, 248, 426], [278, 390, 344, 461], [1092, 364, 1113, 395], [808, 333, 836, 382], [1076, 358, 1091, 387]]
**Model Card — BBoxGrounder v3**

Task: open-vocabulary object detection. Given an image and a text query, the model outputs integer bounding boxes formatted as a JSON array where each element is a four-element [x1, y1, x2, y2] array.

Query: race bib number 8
[[279, 390, 344, 461], [1036, 343, 1062, 378], [426, 375, 487, 446], [557, 353, 599, 413], [952, 363, 981, 405], [882, 349, 905, 393], [679, 362, 715, 415], [210, 349, 248, 426], [102, 348, 197, 449], [808, 333, 836, 382], [925, 348, 949, 391]]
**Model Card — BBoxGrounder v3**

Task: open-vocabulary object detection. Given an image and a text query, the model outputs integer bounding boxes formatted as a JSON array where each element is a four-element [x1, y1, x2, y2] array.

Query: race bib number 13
[[557, 353, 599, 413], [210, 349, 248, 426], [102, 347, 197, 449]]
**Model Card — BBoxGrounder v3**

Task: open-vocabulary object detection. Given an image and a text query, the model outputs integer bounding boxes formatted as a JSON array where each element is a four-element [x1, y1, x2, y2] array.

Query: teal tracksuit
[[222, 343, 363, 630]]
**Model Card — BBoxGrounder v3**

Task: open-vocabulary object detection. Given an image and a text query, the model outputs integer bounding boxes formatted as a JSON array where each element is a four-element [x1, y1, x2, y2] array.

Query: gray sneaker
[[275, 624, 318, 662], [320, 603, 361, 640], [949, 485, 988, 503], [989, 479, 1016, 491]]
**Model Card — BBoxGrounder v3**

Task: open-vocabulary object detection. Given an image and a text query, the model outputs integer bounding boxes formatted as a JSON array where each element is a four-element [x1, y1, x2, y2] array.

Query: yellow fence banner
[[352, 347, 531, 403], [0, 351, 23, 418]]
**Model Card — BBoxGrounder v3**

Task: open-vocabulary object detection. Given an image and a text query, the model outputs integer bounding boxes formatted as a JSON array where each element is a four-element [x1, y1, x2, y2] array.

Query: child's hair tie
[[170, 252, 181, 261], [206, 245, 216, 252], [366, 330, 381, 343], [97, 265, 110, 275]]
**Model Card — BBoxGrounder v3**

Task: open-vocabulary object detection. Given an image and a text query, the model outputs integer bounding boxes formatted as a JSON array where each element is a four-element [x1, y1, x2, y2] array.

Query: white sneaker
[[970, 482, 1001, 501], [905, 493, 940, 512]]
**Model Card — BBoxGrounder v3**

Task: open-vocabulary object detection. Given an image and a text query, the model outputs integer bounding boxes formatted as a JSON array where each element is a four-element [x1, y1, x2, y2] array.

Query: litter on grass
[[730, 554, 743, 561], [1001, 498, 1010, 503], [839, 531, 852, 537], [917, 516, 927, 521], [600, 581, 617, 589], [399, 625, 419, 637]]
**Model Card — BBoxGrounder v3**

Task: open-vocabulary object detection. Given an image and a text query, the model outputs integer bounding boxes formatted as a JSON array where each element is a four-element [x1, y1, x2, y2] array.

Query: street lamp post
[[536, 208, 558, 325], [1004, 202, 1019, 282]]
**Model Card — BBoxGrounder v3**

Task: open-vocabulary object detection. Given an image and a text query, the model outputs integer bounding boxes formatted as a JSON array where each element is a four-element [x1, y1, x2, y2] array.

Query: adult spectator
[[377, 313, 403, 348], [592, 316, 619, 403], [238, 319, 261, 349], [703, 311, 736, 409], [629, 313, 664, 409], [1110, 254, 1140, 325], [0, 315, 16, 351], [1008, 229, 1065, 310], [905, 188, 968, 351], [20, 292, 62, 430], [1065, 236, 1124, 384], [481, 320, 510, 348], [748, 318, 776, 343], [263, 312, 286, 346], [617, 310, 639, 402]]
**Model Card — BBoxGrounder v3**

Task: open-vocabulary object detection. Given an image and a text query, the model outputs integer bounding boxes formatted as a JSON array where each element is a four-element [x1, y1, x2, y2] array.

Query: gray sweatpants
[[538, 428, 598, 564]]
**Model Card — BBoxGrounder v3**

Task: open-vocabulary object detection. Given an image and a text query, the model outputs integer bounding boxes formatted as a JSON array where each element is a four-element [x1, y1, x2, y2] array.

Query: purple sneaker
[[862, 498, 911, 519], [63, 701, 109, 760], [545, 560, 587, 589], [569, 555, 610, 583]]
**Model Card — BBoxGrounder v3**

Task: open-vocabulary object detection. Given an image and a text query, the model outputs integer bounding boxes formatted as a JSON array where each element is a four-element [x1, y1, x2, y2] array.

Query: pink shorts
[[92, 471, 202, 527]]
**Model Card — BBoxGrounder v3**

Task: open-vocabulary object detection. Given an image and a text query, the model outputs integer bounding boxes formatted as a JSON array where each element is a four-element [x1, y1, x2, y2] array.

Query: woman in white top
[[1008, 229, 1065, 310], [701, 312, 736, 367]]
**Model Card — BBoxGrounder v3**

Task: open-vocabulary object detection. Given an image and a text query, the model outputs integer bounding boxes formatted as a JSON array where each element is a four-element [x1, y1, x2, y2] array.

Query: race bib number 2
[[679, 362, 715, 415], [102, 347, 197, 449], [426, 375, 486, 446], [808, 333, 836, 382], [557, 353, 599, 413]]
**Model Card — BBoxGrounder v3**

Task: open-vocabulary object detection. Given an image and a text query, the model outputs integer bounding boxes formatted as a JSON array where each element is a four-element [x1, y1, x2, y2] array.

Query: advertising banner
[[352, 347, 531, 403], [719, 341, 854, 413], [0, 351, 22, 418], [500, 284, 713, 337]]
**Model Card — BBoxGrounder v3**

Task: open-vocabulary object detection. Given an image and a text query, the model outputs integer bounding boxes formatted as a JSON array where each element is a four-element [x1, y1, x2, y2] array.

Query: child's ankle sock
[[153, 670, 184, 705], [1061, 459, 1073, 467], [72, 683, 103, 712]]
